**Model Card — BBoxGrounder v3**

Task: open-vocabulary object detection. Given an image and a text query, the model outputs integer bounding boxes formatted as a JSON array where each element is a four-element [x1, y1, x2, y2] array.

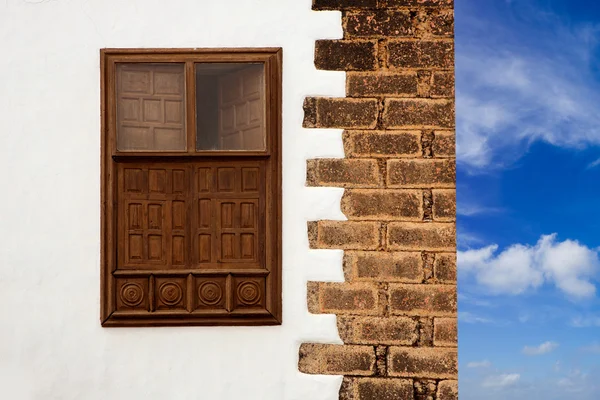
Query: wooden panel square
[[232, 276, 266, 310], [195, 276, 227, 310], [116, 277, 150, 311], [155, 276, 187, 311]]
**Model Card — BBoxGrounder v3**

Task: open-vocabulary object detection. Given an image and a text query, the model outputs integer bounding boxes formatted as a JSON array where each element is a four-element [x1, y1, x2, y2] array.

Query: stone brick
[[414, 380, 437, 400], [434, 318, 457, 347], [388, 347, 457, 379], [431, 72, 455, 97], [312, 0, 378, 10], [387, 222, 455, 251], [383, 99, 454, 129], [345, 11, 413, 37], [315, 40, 378, 71], [414, 8, 454, 37], [343, 131, 421, 158], [307, 159, 383, 187], [345, 251, 423, 282], [387, 159, 455, 188], [434, 253, 456, 283], [437, 380, 458, 400], [308, 282, 382, 315], [338, 316, 419, 345], [308, 220, 382, 250], [299, 344, 376, 376], [386, 0, 454, 6], [432, 189, 455, 221], [343, 378, 415, 400], [388, 40, 454, 69], [389, 284, 456, 316], [303, 97, 379, 129], [342, 189, 422, 220], [432, 130, 455, 157], [347, 72, 418, 97]]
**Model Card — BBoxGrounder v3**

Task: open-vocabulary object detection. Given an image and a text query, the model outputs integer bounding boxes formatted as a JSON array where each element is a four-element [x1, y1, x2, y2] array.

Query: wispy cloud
[[522, 341, 559, 355], [580, 343, 600, 354], [457, 202, 504, 217], [458, 234, 599, 299], [586, 158, 600, 170], [482, 373, 521, 388], [571, 315, 600, 327], [457, 6, 600, 171], [467, 360, 492, 368]]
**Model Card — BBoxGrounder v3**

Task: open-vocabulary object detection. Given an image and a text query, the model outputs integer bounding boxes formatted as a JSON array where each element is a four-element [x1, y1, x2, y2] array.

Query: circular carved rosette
[[237, 281, 262, 306], [120, 283, 144, 307], [198, 281, 223, 306], [158, 282, 183, 306]]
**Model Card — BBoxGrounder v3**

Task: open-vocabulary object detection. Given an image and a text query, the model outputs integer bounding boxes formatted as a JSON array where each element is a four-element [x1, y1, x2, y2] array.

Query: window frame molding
[[100, 48, 282, 327]]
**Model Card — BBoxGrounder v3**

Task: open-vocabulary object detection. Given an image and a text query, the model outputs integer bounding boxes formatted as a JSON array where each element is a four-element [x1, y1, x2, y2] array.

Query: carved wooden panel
[[102, 49, 282, 327], [116, 64, 186, 151], [217, 65, 265, 150]]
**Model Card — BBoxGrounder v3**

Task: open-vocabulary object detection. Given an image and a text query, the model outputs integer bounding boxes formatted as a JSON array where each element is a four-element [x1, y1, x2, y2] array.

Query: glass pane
[[196, 63, 266, 151], [116, 63, 186, 151]]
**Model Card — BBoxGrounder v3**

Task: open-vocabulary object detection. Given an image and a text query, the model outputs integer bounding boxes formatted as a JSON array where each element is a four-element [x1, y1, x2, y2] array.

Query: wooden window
[[101, 49, 282, 327]]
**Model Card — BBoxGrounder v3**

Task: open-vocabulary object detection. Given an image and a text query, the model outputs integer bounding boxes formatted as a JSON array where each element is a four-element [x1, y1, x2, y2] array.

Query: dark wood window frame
[[100, 48, 282, 327]]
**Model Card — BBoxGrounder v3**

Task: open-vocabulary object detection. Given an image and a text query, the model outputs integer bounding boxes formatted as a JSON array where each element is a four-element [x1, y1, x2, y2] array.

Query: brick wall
[[299, 1, 457, 399]]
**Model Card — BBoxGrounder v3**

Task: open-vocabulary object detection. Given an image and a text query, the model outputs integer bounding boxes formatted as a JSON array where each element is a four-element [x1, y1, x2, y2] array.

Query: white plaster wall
[[0, 1, 349, 399]]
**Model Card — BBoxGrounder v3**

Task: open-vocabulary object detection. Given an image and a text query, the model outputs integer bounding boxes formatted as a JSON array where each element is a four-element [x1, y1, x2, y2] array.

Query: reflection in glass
[[116, 63, 186, 151], [196, 63, 266, 151]]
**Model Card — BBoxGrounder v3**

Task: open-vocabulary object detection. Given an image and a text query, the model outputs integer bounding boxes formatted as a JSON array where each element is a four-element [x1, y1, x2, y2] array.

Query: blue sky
[[456, 0, 600, 398]]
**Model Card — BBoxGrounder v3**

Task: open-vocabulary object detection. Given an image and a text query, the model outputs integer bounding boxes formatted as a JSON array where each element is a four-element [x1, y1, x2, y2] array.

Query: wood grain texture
[[101, 48, 282, 327]]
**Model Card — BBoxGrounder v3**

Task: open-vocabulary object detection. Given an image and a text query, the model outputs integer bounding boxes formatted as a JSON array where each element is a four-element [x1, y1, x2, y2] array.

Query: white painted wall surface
[[0, 1, 349, 398]]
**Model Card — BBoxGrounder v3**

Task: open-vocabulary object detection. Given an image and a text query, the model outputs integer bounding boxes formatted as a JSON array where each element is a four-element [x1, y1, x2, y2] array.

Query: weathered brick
[[342, 189, 422, 220], [308, 282, 382, 315], [383, 99, 454, 129], [299, 344, 376, 376], [389, 284, 456, 316], [303, 97, 379, 129], [415, 9, 454, 37], [432, 130, 455, 157], [338, 316, 419, 345], [432, 189, 455, 221], [431, 71, 455, 97], [388, 40, 454, 69], [437, 380, 458, 400], [312, 0, 378, 10], [387, 0, 454, 6], [345, 251, 423, 282], [307, 159, 383, 187], [387, 159, 455, 188], [434, 253, 456, 282], [388, 347, 457, 379], [343, 378, 415, 400], [418, 317, 434, 346], [345, 11, 412, 37], [414, 380, 437, 400], [347, 72, 418, 97], [315, 40, 378, 71], [387, 222, 455, 251], [343, 131, 421, 158], [434, 318, 457, 347], [308, 220, 382, 250]]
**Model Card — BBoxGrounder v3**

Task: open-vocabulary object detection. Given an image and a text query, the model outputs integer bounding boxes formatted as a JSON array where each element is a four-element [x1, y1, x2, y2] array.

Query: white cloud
[[482, 373, 521, 388], [456, 10, 600, 170], [457, 202, 503, 217], [586, 158, 600, 169], [522, 341, 558, 355], [458, 234, 598, 299], [571, 315, 600, 327], [467, 360, 491, 368], [458, 311, 493, 324]]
